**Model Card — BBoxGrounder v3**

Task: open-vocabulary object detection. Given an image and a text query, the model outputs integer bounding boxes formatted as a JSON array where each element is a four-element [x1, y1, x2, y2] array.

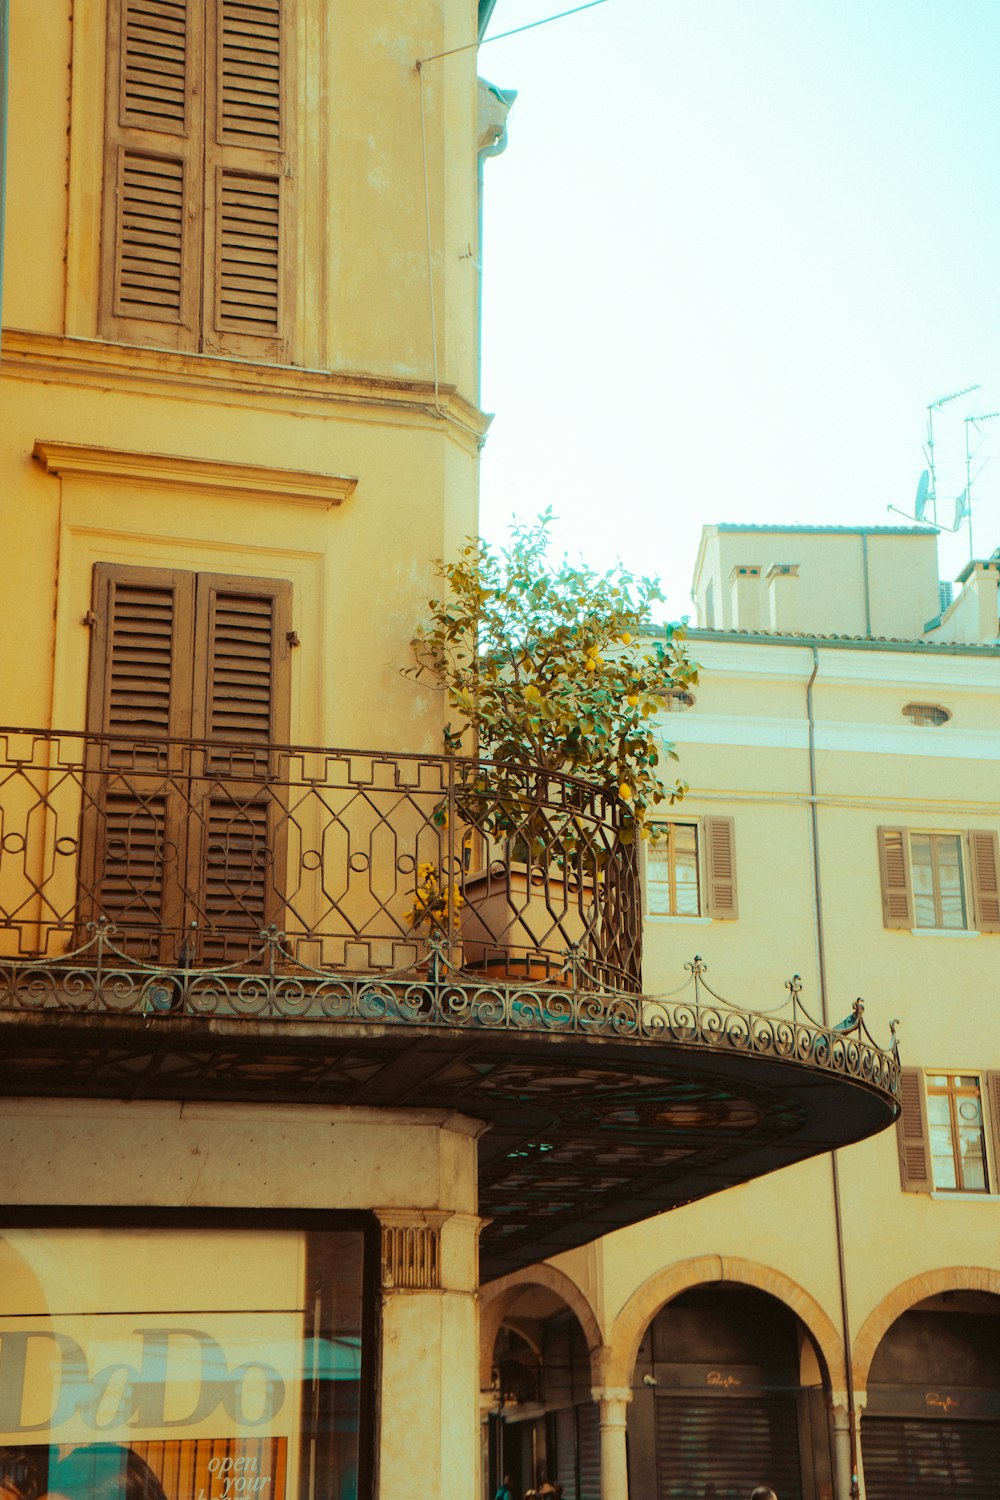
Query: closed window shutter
[[986, 1073, 1000, 1193], [967, 829, 1000, 933], [896, 1068, 932, 1192], [202, 0, 292, 359], [86, 563, 195, 741], [102, 0, 293, 358], [703, 816, 738, 919], [102, 0, 203, 347], [192, 574, 292, 751], [83, 565, 292, 964], [877, 826, 913, 928], [189, 575, 292, 961], [81, 564, 196, 957]]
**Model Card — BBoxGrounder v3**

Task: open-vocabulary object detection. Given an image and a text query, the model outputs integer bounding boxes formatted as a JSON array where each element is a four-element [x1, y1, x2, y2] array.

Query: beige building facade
[[484, 528, 1000, 1500], [0, 9, 902, 1500]]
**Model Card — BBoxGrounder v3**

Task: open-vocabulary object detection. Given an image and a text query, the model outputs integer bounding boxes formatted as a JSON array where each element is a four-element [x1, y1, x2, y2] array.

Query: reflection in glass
[[0, 1230, 367, 1500]]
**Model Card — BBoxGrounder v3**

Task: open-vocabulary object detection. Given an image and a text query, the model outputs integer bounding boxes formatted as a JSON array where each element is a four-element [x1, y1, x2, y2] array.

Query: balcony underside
[[0, 729, 899, 1277], [0, 978, 898, 1281]]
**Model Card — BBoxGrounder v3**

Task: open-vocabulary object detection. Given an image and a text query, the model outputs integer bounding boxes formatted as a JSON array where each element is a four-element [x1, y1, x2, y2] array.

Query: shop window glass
[[0, 1224, 369, 1500]]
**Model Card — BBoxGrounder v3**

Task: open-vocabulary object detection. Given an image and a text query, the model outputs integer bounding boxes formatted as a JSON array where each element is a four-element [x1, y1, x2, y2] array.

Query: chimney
[[962, 559, 1000, 640], [729, 565, 762, 631], [766, 563, 800, 633]]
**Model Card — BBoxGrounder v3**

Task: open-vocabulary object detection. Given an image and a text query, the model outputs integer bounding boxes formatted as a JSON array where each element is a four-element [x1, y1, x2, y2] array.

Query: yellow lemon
[[620, 631, 632, 644], [619, 783, 633, 801], [585, 658, 597, 672], [627, 694, 639, 706]]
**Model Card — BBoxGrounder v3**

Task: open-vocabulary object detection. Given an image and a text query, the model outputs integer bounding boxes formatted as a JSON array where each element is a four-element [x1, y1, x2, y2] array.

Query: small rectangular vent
[[381, 1224, 442, 1290]]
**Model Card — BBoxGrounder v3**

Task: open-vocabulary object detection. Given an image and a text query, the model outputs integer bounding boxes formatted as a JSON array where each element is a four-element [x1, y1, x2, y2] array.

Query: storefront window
[[0, 1223, 371, 1500]]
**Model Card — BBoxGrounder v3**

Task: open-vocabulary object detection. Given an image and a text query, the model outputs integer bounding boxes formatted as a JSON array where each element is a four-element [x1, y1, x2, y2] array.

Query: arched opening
[[627, 1284, 834, 1500], [487, 1287, 598, 1500], [860, 1290, 1000, 1498]]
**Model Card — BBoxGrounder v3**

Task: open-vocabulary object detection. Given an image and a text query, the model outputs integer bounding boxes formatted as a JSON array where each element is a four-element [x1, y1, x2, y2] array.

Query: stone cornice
[[32, 440, 358, 510], [4, 329, 491, 445]]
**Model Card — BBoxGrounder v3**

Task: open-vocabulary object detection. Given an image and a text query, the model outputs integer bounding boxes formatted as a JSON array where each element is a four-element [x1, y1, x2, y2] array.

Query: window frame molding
[[67, 0, 326, 368], [897, 1067, 1000, 1197], [645, 816, 738, 921], [877, 824, 1000, 935], [33, 439, 358, 510]]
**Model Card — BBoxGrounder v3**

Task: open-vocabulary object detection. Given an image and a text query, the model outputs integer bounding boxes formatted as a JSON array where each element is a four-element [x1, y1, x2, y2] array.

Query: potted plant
[[403, 512, 696, 980]]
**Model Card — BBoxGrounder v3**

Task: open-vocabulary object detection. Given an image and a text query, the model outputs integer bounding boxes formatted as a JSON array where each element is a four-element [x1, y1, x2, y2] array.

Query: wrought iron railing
[[0, 727, 641, 995]]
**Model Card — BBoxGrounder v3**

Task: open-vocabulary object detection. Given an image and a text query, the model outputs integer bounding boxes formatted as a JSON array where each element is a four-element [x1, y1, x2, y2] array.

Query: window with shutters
[[877, 827, 1000, 933], [100, 0, 293, 359], [897, 1068, 1000, 1195], [80, 562, 292, 964], [926, 1074, 989, 1192], [646, 818, 737, 919]]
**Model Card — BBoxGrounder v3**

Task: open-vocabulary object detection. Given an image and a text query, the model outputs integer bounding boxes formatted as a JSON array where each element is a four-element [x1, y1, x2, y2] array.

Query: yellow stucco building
[[0, 7, 902, 1500], [484, 526, 1000, 1500]]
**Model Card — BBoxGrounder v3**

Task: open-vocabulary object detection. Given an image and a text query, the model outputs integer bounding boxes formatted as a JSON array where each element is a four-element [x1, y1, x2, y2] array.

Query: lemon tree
[[405, 512, 696, 846]]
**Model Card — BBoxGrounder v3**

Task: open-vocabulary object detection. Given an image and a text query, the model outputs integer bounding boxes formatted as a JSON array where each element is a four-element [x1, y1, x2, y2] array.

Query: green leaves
[[405, 514, 698, 838]]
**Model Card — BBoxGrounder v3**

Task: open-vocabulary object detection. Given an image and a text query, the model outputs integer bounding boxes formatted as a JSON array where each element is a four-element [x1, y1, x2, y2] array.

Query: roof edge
[[684, 627, 1000, 657]]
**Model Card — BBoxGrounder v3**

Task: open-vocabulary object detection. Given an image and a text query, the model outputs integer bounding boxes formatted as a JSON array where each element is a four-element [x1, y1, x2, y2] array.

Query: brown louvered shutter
[[986, 1074, 1000, 1193], [968, 829, 1000, 933], [101, 0, 204, 348], [202, 0, 292, 359], [703, 817, 738, 919], [81, 564, 195, 959], [877, 827, 913, 929], [188, 575, 292, 961], [82, 566, 292, 964], [896, 1068, 932, 1192]]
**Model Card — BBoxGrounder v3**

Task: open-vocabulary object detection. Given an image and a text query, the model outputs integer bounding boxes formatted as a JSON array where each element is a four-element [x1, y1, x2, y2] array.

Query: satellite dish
[[914, 469, 930, 520]]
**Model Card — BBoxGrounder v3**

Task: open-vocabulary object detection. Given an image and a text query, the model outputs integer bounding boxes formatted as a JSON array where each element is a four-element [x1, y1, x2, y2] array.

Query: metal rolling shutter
[[551, 1403, 601, 1500], [653, 1395, 802, 1500], [554, 1408, 578, 1500], [862, 1416, 1000, 1499], [577, 1402, 601, 1500]]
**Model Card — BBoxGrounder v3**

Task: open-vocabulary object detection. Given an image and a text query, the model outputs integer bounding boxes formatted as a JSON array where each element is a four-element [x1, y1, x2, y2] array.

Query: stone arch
[[604, 1254, 846, 1392], [479, 1263, 603, 1389], [853, 1265, 1000, 1394]]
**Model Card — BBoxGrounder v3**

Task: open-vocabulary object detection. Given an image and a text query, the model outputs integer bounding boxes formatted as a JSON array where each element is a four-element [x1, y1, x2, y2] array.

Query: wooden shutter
[[896, 1068, 932, 1192], [703, 816, 738, 919], [188, 574, 292, 961], [967, 829, 1000, 933], [986, 1073, 1000, 1194], [877, 827, 914, 929], [86, 563, 195, 743], [101, 0, 204, 348], [80, 565, 195, 958], [82, 565, 292, 964], [202, 0, 293, 359], [192, 574, 292, 752]]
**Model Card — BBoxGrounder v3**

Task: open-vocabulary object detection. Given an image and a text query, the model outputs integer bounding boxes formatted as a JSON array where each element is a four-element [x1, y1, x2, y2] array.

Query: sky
[[476, 0, 1000, 620]]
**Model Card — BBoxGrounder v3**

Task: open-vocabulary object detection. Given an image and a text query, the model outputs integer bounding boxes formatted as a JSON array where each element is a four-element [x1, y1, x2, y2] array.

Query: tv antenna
[[959, 410, 1000, 557], [887, 384, 980, 527]]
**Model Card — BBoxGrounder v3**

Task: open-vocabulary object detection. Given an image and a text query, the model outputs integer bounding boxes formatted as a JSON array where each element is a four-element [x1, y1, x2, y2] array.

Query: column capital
[[591, 1386, 633, 1408]]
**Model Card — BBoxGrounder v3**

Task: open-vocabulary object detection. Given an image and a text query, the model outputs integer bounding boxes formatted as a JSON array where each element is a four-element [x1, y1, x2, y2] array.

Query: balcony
[[0, 728, 899, 1277]]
